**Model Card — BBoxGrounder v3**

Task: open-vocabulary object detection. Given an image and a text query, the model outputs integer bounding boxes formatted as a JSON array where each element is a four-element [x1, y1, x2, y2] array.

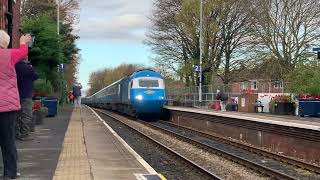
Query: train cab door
[[121, 79, 129, 104]]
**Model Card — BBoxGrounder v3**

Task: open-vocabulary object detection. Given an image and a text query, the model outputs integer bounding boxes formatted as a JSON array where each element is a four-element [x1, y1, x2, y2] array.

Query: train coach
[[82, 69, 166, 118]]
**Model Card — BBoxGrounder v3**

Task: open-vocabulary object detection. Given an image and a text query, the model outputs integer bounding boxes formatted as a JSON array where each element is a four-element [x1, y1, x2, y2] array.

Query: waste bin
[[42, 97, 58, 117], [299, 100, 320, 117], [231, 104, 238, 111]]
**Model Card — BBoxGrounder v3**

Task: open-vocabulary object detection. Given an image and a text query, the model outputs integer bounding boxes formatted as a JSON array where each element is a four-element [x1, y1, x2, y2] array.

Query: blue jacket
[[15, 61, 38, 99]]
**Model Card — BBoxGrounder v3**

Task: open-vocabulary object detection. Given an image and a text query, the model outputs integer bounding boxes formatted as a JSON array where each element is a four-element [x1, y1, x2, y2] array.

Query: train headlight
[[135, 95, 143, 101]]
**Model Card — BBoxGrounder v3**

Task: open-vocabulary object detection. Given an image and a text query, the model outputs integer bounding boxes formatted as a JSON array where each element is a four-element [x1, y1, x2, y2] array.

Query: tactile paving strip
[[53, 108, 92, 180]]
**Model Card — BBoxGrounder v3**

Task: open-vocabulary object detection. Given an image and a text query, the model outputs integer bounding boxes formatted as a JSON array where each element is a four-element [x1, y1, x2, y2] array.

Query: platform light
[[135, 95, 143, 101], [199, 0, 203, 103]]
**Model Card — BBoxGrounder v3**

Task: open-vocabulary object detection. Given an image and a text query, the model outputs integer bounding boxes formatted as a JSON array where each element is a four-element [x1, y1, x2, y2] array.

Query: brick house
[[231, 79, 287, 94], [0, 0, 21, 48]]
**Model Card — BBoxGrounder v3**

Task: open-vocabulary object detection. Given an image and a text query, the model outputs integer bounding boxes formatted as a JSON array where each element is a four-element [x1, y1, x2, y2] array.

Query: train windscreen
[[139, 79, 159, 88]]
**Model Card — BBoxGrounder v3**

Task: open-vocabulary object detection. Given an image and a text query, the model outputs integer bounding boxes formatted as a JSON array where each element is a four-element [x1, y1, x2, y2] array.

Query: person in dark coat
[[15, 58, 38, 141], [73, 83, 82, 108], [216, 89, 228, 111]]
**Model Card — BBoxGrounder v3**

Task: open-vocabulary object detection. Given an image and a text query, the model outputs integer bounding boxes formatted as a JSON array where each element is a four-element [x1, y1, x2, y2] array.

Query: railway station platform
[[165, 106, 320, 131], [53, 106, 163, 180], [4, 105, 164, 180], [1, 106, 72, 180]]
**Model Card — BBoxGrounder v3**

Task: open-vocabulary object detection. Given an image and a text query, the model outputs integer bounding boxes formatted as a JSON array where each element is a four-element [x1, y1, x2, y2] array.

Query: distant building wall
[[231, 80, 286, 94]]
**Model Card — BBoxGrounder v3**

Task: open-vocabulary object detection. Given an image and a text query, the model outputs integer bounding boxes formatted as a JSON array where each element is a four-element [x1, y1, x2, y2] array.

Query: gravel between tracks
[[97, 112, 206, 180], [105, 111, 270, 180]]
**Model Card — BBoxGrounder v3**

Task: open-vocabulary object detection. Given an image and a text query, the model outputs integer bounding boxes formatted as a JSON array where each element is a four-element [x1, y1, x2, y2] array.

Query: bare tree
[[249, 0, 320, 74], [206, 0, 251, 84], [146, 0, 251, 85], [146, 0, 191, 83], [21, 0, 80, 24]]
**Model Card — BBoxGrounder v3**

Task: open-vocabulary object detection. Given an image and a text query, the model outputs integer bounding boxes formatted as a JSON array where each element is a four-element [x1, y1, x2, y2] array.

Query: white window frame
[[128, 81, 132, 100], [240, 82, 248, 90], [132, 77, 165, 89], [251, 80, 258, 90], [274, 81, 284, 89]]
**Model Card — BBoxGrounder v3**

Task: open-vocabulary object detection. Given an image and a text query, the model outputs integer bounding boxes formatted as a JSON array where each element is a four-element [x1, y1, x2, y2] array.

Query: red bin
[[215, 101, 221, 110]]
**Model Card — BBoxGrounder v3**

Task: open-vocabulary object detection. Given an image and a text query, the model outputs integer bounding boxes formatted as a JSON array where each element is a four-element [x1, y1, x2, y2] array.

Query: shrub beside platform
[[273, 102, 296, 115]]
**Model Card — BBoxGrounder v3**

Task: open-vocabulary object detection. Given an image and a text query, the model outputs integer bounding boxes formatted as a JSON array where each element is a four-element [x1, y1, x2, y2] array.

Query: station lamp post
[[56, 0, 66, 102], [56, 0, 60, 35], [199, 0, 203, 103]]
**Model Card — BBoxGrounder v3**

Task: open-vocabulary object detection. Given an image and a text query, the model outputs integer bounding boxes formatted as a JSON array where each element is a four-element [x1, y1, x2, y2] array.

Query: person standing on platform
[[0, 30, 31, 179], [73, 82, 82, 108], [15, 57, 38, 140], [216, 89, 228, 111]]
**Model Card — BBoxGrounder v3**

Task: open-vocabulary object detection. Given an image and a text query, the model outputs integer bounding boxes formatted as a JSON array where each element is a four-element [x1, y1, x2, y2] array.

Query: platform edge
[[87, 106, 158, 174]]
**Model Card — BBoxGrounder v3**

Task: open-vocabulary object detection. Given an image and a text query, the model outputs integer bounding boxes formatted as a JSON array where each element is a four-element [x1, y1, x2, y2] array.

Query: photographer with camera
[[0, 30, 31, 179]]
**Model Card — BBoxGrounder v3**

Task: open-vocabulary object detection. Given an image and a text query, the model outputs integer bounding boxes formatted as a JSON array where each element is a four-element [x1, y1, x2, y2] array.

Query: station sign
[[312, 48, 320, 59], [193, 65, 202, 72], [312, 48, 320, 52]]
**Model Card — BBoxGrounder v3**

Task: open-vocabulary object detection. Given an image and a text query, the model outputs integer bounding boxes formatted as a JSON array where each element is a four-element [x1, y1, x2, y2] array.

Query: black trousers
[[0, 111, 17, 178]]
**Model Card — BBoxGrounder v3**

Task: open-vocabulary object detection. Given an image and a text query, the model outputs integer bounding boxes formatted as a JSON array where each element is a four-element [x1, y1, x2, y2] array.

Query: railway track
[[94, 108, 320, 179], [158, 120, 320, 174], [143, 120, 320, 180], [94, 108, 222, 180]]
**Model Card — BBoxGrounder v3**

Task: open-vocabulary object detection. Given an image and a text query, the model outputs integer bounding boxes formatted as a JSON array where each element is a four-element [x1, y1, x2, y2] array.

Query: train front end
[[130, 72, 166, 117]]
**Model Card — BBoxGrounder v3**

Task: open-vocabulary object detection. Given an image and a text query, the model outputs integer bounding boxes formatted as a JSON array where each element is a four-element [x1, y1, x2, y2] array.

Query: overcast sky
[[77, 0, 154, 91]]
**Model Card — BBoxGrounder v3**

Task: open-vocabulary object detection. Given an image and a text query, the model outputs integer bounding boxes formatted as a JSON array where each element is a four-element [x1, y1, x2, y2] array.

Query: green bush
[[33, 79, 53, 96], [287, 62, 320, 95]]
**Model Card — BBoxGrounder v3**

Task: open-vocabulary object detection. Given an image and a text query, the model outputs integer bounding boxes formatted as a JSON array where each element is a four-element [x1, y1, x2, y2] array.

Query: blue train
[[82, 69, 166, 118]]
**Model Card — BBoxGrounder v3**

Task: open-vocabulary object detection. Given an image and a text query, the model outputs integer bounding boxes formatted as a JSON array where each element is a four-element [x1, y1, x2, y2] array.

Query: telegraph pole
[[199, 0, 203, 103]]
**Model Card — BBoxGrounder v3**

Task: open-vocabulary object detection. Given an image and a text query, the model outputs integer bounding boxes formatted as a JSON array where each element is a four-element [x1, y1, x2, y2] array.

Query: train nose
[[132, 90, 166, 114], [134, 99, 165, 113]]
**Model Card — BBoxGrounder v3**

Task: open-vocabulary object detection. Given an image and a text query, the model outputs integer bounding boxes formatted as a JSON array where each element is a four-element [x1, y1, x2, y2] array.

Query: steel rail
[[94, 109, 222, 180], [159, 120, 320, 174], [138, 121, 305, 180]]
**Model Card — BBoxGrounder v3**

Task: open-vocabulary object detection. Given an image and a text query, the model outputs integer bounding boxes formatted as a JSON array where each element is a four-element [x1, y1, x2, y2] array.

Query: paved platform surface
[[0, 105, 72, 180], [53, 106, 163, 180], [165, 106, 320, 131]]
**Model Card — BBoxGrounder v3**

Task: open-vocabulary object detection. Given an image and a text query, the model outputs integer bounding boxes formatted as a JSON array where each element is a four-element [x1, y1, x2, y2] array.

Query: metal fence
[[166, 82, 292, 108], [166, 85, 239, 108]]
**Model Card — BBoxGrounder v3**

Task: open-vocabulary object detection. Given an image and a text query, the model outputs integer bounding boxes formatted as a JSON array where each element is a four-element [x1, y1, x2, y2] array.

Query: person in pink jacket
[[0, 30, 31, 179]]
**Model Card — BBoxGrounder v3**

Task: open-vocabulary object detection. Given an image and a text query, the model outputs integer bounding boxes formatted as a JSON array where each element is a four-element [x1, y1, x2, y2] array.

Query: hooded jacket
[[0, 45, 28, 112]]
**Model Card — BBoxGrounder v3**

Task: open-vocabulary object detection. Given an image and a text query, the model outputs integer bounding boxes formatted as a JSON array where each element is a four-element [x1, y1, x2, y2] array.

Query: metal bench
[[254, 101, 264, 113]]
